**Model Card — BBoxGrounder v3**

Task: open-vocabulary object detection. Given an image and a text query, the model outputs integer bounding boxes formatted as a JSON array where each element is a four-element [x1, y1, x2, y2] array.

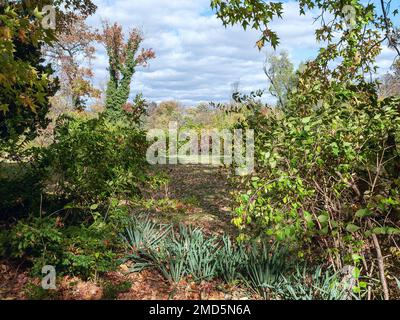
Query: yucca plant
[[240, 243, 289, 299], [123, 221, 221, 283], [274, 266, 347, 300], [122, 215, 171, 252], [177, 225, 220, 282], [137, 226, 219, 283], [145, 238, 187, 283], [216, 236, 247, 284], [121, 215, 172, 273]]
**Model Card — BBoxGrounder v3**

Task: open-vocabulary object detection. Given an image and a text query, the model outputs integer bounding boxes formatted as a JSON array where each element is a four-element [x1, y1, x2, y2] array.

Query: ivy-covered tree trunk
[[101, 23, 154, 119], [105, 50, 137, 117]]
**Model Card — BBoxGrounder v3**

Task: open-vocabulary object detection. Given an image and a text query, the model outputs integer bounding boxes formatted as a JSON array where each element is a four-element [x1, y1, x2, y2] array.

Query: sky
[[86, 0, 398, 106]]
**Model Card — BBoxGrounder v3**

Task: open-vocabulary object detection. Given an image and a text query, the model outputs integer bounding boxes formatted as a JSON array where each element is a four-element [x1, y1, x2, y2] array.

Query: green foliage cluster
[[233, 82, 400, 275], [0, 106, 150, 278], [44, 114, 148, 207], [1, 207, 131, 279], [0, 2, 58, 148], [0, 160, 44, 217], [1, 106, 149, 279], [211, 0, 283, 49], [213, 0, 400, 299], [122, 216, 347, 300]]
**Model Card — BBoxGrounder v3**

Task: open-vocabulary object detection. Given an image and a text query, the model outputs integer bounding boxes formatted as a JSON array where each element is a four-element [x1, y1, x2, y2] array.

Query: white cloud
[[87, 0, 397, 106]]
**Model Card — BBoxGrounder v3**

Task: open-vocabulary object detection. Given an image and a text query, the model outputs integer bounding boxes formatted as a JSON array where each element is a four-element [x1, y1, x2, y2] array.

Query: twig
[[369, 220, 390, 300]]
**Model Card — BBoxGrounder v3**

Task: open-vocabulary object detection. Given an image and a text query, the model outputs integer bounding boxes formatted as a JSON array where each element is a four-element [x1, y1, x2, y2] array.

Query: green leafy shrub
[[60, 224, 118, 279], [233, 86, 400, 274], [2, 212, 124, 279], [210, 0, 400, 299], [0, 160, 44, 219], [6, 216, 63, 270], [44, 114, 148, 207]]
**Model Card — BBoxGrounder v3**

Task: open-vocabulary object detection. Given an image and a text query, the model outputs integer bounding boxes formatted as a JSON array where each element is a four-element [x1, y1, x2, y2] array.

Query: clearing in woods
[[138, 164, 237, 235]]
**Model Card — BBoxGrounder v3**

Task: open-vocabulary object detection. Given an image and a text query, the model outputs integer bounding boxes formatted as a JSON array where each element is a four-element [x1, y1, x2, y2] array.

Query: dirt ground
[[138, 164, 237, 235]]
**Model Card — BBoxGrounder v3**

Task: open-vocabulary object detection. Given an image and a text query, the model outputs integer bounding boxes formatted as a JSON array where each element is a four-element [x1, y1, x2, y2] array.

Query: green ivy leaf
[[318, 214, 329, 224], [346, 223, 360, 233], [355, 208, 371, 218]]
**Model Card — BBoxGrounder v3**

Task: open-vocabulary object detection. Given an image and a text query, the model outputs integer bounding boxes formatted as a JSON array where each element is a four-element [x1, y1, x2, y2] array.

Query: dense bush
[[232, 83, 400, 297], [0, 160, 44, 219], [1, 208, 129, 279], [44, 114, 148, 207], [1, 101, 149, 282], [6, 216, 63, 269]]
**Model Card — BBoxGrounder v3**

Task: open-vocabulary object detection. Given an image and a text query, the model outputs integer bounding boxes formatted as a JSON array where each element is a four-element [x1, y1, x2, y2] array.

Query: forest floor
[[0, 165, 256, 300], [137, 164, 237, 236]]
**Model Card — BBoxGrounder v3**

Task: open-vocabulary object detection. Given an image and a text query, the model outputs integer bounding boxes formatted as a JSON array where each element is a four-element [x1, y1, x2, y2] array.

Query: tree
[[0, 0, 99, 150], [50, 0, 97, 29], [100, 22, 155, 119], [211, 0, 399, 87], [380, 59, 400, 98], [44, 15, 100, 111], [52, 0, 96, 16], [146, 100, 183, 129], [264, 50, 296, 108], [212, 0, 400, 300], [0, 1, 58, 150]]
